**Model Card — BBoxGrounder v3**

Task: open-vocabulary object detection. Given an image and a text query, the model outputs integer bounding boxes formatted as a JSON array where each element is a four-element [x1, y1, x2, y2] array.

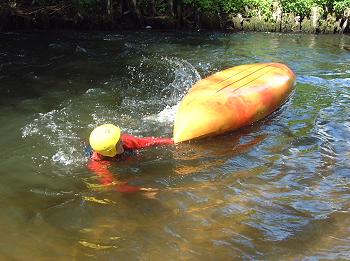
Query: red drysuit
[[87, 134, 173, 193]]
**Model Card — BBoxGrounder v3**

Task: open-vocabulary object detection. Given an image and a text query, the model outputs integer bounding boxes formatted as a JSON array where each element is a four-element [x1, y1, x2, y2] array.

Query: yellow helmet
[[89, 124, 121, 157]]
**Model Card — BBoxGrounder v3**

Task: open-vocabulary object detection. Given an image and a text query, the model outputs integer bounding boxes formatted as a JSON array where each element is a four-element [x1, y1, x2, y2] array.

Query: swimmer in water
[[86, 124, 174, 193]]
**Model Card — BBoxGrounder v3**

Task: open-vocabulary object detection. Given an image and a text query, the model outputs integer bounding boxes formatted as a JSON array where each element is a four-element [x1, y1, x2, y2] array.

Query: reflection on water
[[0, 31, 349, 259]]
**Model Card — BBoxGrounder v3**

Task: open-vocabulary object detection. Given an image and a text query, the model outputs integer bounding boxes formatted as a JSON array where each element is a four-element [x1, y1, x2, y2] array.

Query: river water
[[0, 31, 349, 260]]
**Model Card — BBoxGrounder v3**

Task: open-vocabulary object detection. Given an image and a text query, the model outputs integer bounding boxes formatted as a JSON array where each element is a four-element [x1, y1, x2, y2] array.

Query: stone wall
[[230, 5, 350, 34]]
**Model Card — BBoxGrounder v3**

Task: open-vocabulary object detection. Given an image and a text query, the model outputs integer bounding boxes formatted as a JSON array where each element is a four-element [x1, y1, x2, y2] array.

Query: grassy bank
[[0, 0, 349, 33]]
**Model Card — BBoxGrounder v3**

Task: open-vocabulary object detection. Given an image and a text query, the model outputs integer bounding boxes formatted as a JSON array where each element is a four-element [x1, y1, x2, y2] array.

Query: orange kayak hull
[[173, 63, 296, 143]]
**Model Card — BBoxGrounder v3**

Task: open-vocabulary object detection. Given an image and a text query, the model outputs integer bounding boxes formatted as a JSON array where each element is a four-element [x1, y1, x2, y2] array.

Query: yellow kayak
[[173, 63, 296, 143]]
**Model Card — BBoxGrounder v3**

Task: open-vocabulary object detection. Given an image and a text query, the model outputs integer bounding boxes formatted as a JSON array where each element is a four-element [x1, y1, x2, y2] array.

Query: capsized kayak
[[173, 63, 296, 143]]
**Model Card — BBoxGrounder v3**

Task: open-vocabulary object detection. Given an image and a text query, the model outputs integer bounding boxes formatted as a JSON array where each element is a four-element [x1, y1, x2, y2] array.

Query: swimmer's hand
[[139, 187, 159, 192], [140, 188, 159, 200], [116, 183, 159, 194]]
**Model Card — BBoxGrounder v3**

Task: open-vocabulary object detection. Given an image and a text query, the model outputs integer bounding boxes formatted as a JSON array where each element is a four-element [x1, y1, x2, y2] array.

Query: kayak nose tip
[[173, 105, 211, 143]]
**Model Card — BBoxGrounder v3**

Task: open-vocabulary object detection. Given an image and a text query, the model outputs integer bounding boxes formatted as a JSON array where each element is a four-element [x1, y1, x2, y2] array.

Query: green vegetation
[[181, 0, 349, 17], [0, 0, 349, 32]]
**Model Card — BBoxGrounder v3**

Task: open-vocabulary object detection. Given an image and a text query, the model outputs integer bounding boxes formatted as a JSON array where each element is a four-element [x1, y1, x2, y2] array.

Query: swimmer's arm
[[122, 134, 174, 150], [87, 159, 141, 193]]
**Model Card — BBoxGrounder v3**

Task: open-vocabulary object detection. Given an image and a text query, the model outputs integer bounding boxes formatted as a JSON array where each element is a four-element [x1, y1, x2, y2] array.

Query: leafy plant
[[333, 0, 350, 13], [280, 0, 314, 16]]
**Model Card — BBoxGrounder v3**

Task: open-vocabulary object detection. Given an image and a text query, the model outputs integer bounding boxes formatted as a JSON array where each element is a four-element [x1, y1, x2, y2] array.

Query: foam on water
[[21, 56, 201, 168], [22, 105, 88, 168], [146, 104, 180, 123]]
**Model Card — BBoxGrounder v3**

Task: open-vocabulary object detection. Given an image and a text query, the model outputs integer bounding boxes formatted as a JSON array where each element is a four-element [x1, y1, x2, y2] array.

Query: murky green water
[[0, 31, 349, 260]]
